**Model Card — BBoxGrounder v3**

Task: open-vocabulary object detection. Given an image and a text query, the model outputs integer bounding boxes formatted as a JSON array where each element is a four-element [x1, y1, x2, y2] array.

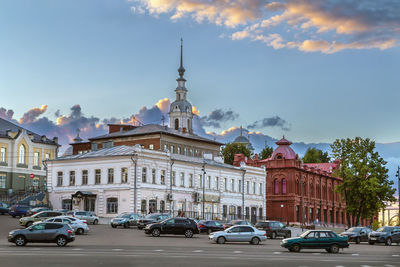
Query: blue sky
[[1, 0, 400, 145]]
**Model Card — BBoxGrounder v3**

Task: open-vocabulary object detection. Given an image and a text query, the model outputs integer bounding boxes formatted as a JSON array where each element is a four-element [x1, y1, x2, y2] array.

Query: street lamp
[[396, 166, 400, 226], [202, 163, 206, 220], [280, 204, 284, 222]]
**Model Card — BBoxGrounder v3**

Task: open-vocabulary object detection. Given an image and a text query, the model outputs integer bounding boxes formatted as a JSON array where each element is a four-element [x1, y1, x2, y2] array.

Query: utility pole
[[300, 174, 304, 230], [202, 163, 206, 219], [169, 159, 175, 216], [396, 166, 400, 226]]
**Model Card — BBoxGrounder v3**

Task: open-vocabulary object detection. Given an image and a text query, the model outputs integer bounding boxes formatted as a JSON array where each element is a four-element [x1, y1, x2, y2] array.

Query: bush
[[371, 220, 381, 230]]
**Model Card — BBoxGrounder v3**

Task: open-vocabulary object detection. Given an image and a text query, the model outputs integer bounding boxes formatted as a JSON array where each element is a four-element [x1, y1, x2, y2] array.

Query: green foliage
[[302, 147, 330, 163], [331, 137, 396, 226], [222, 143, 251, 165], [260, 145, 274, 160], [371, 220, 381, 231]]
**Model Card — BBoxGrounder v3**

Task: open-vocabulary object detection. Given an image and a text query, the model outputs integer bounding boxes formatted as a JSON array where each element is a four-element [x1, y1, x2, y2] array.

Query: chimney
[[182, 127, 187, 133]]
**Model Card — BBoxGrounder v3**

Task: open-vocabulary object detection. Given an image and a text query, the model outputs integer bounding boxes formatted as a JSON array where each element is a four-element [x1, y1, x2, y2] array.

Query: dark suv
[[255, 221, 291, 239], [145, 218, 200, 238], [8, 222, 75, 247], [369, 226, 400, 246], [340, 227, 372, 244], [137, 213, 170, 230]]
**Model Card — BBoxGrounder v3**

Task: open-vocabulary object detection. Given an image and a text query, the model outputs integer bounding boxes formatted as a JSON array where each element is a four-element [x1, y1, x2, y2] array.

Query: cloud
[[131, 0, 400, 53], [19, 105, 48, 124], [248, 115, 290, 131], [0, 108, 14, 120], [200, 109, 239, 128]]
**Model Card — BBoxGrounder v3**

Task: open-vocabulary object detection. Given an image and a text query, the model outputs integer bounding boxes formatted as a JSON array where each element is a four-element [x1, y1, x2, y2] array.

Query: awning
[[72, 191, 97, 198]]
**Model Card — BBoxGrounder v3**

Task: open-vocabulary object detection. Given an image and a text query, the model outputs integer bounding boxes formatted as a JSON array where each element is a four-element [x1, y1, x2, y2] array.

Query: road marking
[[334, 265, 345, 267], [392, 255, 399, 257], [351, 253, 359, 256], [384, 265, 395, 267], [112, 249, 123, 251], [312, 253, 321, 255], [192, 250, 204, 253], [233, 251, 242, 254], [153, 249, 164, 252], [360, 265, 371, 267], [71, 248, 82, 251], [29, 248, 41, 251], [273, 252, 282, 254]]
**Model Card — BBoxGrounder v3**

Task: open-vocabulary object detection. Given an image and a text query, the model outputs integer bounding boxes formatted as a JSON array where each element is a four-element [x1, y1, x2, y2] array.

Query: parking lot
[[0, 215, 399, 267]]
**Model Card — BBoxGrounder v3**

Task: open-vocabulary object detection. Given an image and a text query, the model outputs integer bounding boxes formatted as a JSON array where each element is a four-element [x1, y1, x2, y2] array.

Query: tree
[[260, 145, 274, 160], [302, 147, 330, 163], [222, 143, 251, 165], [331, 137, 395, 226]]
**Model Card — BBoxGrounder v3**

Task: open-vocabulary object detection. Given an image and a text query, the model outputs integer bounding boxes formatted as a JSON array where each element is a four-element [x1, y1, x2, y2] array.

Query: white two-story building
[[47, 145, 266, 221]]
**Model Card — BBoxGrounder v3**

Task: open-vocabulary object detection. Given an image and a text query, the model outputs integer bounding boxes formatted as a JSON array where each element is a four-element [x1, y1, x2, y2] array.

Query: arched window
[[281, 179, 287, 194], [19, 145, 25, 164], [175, 119, 179, 130], [187, 119, 190, 131], [274, 179, 279, 195]]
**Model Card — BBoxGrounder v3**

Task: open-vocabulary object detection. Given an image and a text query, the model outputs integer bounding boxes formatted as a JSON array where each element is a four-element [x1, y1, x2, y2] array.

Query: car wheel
[[15, 235, 26, 246], [56, 236, 67, 247], [93, 219, 98, 225], [355, 237, 361, 244], [325, 249, 330, 253], [385, 238, 392, 246], [329, 244, 340, 254], [368, 241, 375, 245], [207, 229, 212, 234], [251, 237, 260, 245], [185, 229, 194, 238], [271, 232, 276, 239], [217, 237, 226, 244], [111, 225, 117, 228], [76, 228, 84, 235], [12, 215, 16, 218], [290, 244, 301, 252], [152, 228, 161, 237], [25, 222, 33, 228]]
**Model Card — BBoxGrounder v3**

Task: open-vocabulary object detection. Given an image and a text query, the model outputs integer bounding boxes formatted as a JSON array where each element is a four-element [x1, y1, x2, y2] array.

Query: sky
[[1, 1, 400, 146]]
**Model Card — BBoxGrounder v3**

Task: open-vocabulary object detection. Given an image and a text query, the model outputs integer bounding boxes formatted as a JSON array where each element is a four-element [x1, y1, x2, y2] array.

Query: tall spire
[[178, 38, 186, 80]]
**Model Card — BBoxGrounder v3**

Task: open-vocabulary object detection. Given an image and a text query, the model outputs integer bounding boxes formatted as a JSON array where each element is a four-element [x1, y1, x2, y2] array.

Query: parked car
[[255, 221, 291, 239], [368, 226, 400, 246], [66, 211, 99, 225], [54, 209, 70, 214], [26, 207, 50, 217], [0, 202, 9, 215], [8, 222, 75, 247], [223, 220, 252, 230], [45, 216, 89, 235], [137, 213, 170, 230], [340, 227, 372, 244], [111, 213, 142, 228], [145, 217, 199, 238], [209, 225, 267, 245], [19, 211, 63, 227], [8, 205, 30, 218], [280, 230, 349, 253], [198, 220, 224, 234]]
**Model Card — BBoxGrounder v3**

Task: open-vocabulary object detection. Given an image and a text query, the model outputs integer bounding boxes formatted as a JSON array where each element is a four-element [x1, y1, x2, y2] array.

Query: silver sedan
[[209, 225, 267, 245]]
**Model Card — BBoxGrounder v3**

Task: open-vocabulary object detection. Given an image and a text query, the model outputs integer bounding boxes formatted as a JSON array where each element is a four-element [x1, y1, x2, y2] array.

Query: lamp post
[[169, 159, 175, 216], [202, 163, 206, 219], [396, 166, 400, 226], [280, 204, 284, 222], [241, 168, 246, 220], [130, 153, 138, 214]]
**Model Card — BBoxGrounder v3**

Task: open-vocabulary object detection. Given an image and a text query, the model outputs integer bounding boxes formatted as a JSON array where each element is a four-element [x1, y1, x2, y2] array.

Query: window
[[190, 149, 193, 156], [175, 118, 179, 130], [102, 141, 113, 149], [282, 179, 287, 195], [170, 145, 175, 154], [198, 174, 202, 188], [214, 177, 219, 190], [259, 183, 263, 195], [106, 198, 118, 214], [231, 179, 235, 192], [18, 145, 25, 164], [172, 171, 176, 186], [224, 178, 227, 191], [0, 147, 5, 162], [82, 170, 88, 185], [95, 169, 101, 184], [152, 169, 156, 184], [45, 153, 50, 160], [149, 144, 154, 150], [160, 170, 166, 184], [160, 200, 165, 212], [238, 180, 242, 193], [33, 152, 39, 166], [189, 174, 193, 188], [274, 179, 279, 195], [142, 168, 147, 183], [108, 168, 114, 184], [246, 181, 250, 194], [184, 148, 188, 156], [207, 176, 211, 189], [179, 172, 185, 187], [164, 144, 168, 151], [57, 172, 63, 186], [253, 182, 256, 195], [69, 171, 75, 186], [91, 143, 98, 151], [0, 174, 6, 189], [177, 147, 181, 154], [121, 168, 128, 183]]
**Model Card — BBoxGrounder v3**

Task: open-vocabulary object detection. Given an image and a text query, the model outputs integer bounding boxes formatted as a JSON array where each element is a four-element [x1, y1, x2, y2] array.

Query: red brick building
[[234, 137, 371, 227]]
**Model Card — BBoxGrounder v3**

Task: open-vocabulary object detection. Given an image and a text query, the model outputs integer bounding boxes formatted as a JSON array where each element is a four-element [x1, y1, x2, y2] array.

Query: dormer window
[[275, 154, 283, 160]]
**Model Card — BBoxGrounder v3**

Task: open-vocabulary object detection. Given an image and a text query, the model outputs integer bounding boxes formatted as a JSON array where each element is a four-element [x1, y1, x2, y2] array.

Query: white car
[[209, 225, 267, 245], [45, 216, 90, 235]]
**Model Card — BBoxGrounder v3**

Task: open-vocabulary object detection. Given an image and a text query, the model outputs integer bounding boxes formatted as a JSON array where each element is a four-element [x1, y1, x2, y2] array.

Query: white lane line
[[312, 253, 321, 255], [233, 251, 242, 254], [193, 250, 204, 253], [153, 249, 164, 252], [392, 255, 399, 257], [112, 249, 124, 251], [29, 248, 41, 251], [384, 265, 395, 267], [71, 248, 82, 251], [351, 253, 359, 256], [334, 265, 345, 267], [273, 252, 282, 254], [360, 265, 371, 267]]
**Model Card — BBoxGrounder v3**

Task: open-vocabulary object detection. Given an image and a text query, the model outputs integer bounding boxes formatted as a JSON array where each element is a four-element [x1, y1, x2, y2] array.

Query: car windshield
[[300, 231, 311, 238], [145, 214, 160, 219], [117, 213, 131, 218], [376, 227, 392, 232], [347, 227, 361, 232]]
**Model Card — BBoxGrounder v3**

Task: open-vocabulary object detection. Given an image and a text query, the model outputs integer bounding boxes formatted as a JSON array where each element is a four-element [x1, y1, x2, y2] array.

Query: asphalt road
[[0, 215, 399, 267]]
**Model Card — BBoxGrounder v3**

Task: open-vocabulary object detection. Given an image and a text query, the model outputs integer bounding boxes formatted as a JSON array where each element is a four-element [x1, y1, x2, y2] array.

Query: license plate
[[370, 237, 376, 240]]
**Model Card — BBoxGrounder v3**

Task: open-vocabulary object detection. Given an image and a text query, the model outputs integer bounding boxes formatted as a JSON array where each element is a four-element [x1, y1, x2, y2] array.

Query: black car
[[137, 213, 170, 230], [0, 202, 9, 215], [198, 220, 224, 234], [340, 227, 372, 244], [369, 226, 400, 246], [144, 217, 200, 238], [255, 221, 291, 239], [223, 220, 252, 230]]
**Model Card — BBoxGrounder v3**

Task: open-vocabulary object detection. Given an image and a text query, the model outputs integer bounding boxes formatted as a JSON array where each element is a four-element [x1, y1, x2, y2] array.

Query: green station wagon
[[281, 230, 349, 253]]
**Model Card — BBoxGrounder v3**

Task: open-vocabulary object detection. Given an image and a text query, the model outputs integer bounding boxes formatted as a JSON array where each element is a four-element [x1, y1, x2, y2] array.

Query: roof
[[0, 117, 58, 146], [170, 100, 192, 113], [89, 123, 223, 145], [303, 162, 339, 173], [233, 135, 250, 144], [271, 137, 297, 160]]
